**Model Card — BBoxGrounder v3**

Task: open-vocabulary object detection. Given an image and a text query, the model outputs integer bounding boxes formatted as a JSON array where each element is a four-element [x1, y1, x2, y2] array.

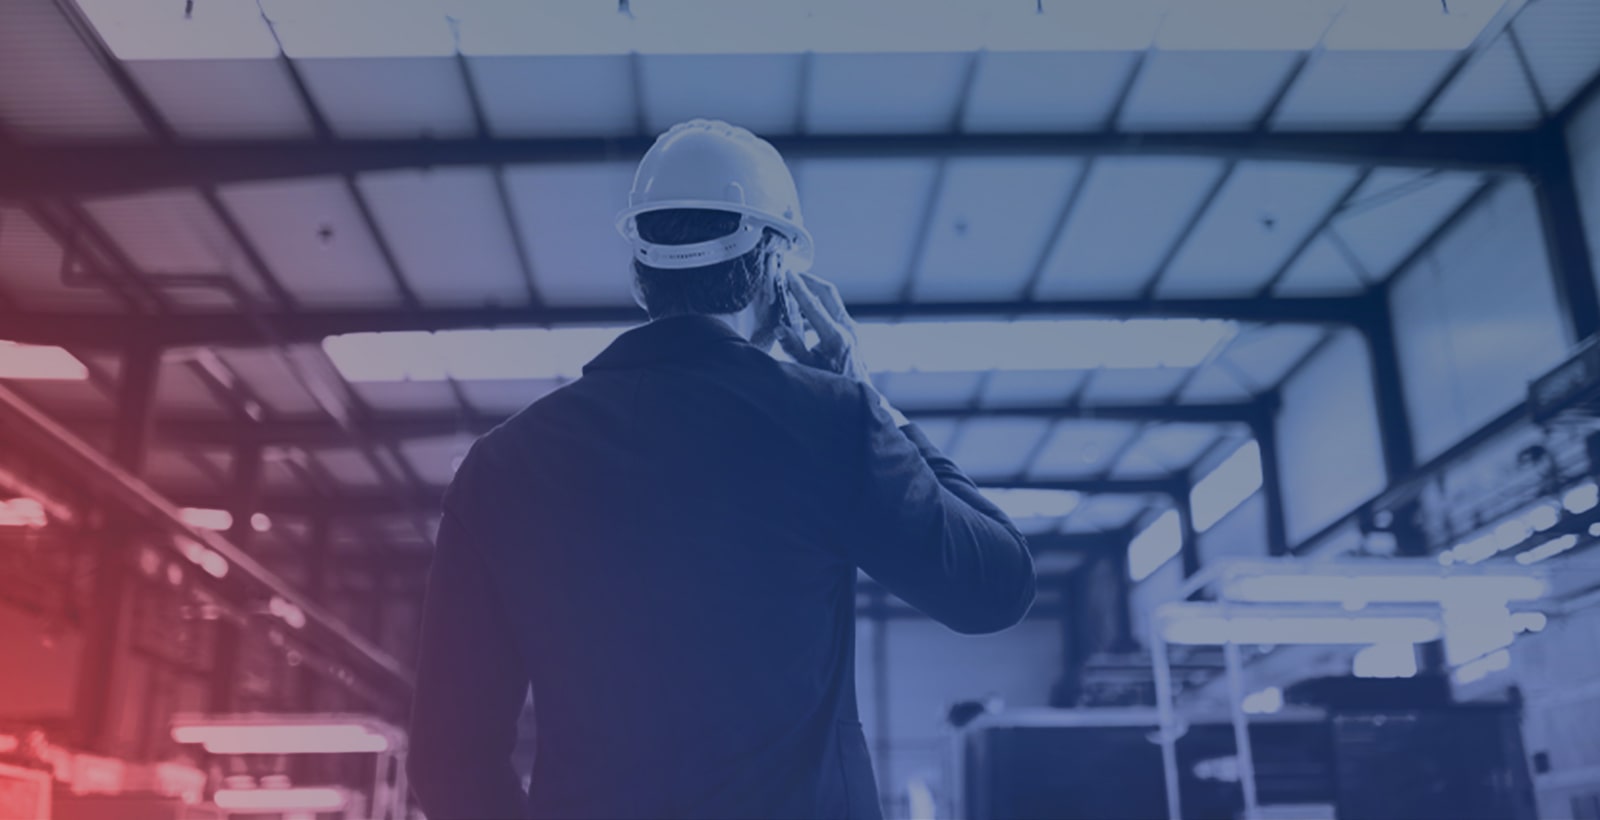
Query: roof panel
[[218, 177, 405, 307], [82, 189, 270, 311], [1111, 423, 1221, 479], [152, 363, 228, 417], [1271, 50, 1456, 130], [1078, 368, 1188, 404], [144, 451, 219, 494], [1158, 162, 1359, 297], [1512, 0, 1600, 110], [504, 162, 636, 307], [1332, 170, 1485, 280], [1063, 494, 1151, 533], [128, 59, 315, 139], [877, 371, 986, 409], [467, 55, 635, 137], [357, 168, 530, 307], [399, 435, 476, 487], [0, 208, 120, 312], [1272, 235, 1368, 296], [979, 370, 1090, 408], [297, 57, 477, 138], [456, 378, 565, 414], [947, 417, 1053, 481], [1218, 324, 1326, 390], [641, 54, 803, 135], [1034, 158, 1226, 299], [2, 378, 115, 418], [0, 0, 148, 139], [1119, 50, 1299, 131], [214, 349, 325, 416], [351, 380, 463, 413], [312, 448, 383, 489], [794, 158, 939, 302], [912, 157, 1084, 301], [909, 418, 959, 452], [1423, 37, 1542, 130], [1029, 420, 1141, 479], [962, 51, 1138, 132], [805, 53, 969, 134], [1177, 365, 1255, 403]]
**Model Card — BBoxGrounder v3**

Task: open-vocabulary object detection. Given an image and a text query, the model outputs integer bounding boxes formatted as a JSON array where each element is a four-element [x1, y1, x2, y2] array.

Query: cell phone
[[770, 257, 808, 338]]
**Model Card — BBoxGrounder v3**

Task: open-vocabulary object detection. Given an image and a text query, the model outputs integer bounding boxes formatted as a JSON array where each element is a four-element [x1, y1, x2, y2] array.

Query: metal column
[[73, 344, 162, 751], [1531, 126, 1600, 344]]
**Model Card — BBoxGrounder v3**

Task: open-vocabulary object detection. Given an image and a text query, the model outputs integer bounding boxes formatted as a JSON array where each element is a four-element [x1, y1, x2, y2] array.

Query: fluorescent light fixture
[[1452, 648, 1510, 686], [179, 508, 233, 532], [172, 723, 390, 755], [323, 326, 625, 383], [980, 488, 1080, 519], [1241, 685, 1284, 715], [250, 513, 272, 533], [1159, 605, 1442, 645], [1510, 611, 1546, 634], [0, 498, 47, 528], [176, 538, 230, 579], [1353, 643, 1418, 679], [0, 342, 89, 381], [1191, 440, 1262, 532], [1516, 534, 1580, 566], [857, 319, 1237, 374], [1564, 482, 1598, 515], [1222, 572, 1548, 605], [212, 787, 347, 812], [267, 596, 307, 630]]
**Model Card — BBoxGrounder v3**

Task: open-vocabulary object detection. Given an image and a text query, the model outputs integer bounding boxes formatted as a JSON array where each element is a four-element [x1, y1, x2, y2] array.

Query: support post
[[1360, 301, 1417, 480], [1177, 490, 1201, 579], [73, 344, 161, 751], [1531, 126, 1600, 344], [1251, 407, 1291, 557], [299, 515, 331, 712]]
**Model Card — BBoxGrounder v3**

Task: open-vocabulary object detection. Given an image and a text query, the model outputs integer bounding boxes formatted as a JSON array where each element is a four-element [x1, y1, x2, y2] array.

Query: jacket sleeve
[[407, 480, 530, 819], [844, 386, 1036, 634]]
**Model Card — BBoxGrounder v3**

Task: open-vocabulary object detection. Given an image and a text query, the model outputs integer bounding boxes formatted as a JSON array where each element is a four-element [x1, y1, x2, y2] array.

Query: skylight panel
[[1129, 509, 1182, 581], [979, 488, 1082, 520], [79, 0, 1508, 60], [324, 319, 1237, 383], [1190, 439, 1263, 531], [0, 342, 90, 381]]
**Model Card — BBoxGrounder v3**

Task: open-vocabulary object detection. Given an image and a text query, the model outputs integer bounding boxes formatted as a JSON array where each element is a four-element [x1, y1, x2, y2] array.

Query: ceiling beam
[[169, 477, 1185, 518], [0, 131, 1537, 198], [64, 402, 1258, 449], [0, 295, 1378, 349]]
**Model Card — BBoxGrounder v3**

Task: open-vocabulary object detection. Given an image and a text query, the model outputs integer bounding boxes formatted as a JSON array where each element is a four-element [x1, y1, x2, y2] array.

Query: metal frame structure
[[2, 0, 1600, 784]]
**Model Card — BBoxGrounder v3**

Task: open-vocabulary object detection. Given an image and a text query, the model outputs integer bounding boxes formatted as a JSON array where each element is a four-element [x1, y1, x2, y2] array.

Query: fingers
[[797, 272, 852, 325], [785, 270, 847, 352], [775, 325, 820, 368]]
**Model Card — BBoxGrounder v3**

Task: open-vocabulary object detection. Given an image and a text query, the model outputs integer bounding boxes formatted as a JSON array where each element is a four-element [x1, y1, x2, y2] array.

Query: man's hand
[[776, 271, 874, 385], [777, 272, 910, 427]]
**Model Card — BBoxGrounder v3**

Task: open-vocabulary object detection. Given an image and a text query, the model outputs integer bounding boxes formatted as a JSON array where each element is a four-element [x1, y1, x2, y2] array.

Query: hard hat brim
[[617, 199, 814, 271]]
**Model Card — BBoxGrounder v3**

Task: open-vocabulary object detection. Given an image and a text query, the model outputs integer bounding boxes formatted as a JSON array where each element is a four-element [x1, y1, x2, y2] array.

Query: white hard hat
[[617, 119, 814, 272]]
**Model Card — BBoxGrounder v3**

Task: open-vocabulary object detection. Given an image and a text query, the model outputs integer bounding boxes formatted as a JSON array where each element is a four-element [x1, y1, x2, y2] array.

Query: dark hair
[[632, 209, 772, 318]]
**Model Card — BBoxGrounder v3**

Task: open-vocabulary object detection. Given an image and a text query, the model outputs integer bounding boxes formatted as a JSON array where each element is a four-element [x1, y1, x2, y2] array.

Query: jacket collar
[[584, 315, 751, 373]]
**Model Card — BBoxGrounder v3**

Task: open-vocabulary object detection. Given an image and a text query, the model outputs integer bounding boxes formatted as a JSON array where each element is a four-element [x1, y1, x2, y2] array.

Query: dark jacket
[[408, 315, 1035, 819]]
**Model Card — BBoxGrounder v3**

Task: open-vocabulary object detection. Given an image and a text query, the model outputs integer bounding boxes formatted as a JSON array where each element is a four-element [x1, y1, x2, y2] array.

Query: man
[[408, 119, 1035, 819]]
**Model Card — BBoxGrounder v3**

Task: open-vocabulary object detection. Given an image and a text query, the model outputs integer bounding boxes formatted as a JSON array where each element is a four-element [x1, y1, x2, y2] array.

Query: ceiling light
[[0, 342, 89, 381]]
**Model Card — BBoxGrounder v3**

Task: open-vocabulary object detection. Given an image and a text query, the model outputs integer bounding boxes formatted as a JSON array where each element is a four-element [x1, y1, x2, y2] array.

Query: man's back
[[408, 316, 1035, 819]]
